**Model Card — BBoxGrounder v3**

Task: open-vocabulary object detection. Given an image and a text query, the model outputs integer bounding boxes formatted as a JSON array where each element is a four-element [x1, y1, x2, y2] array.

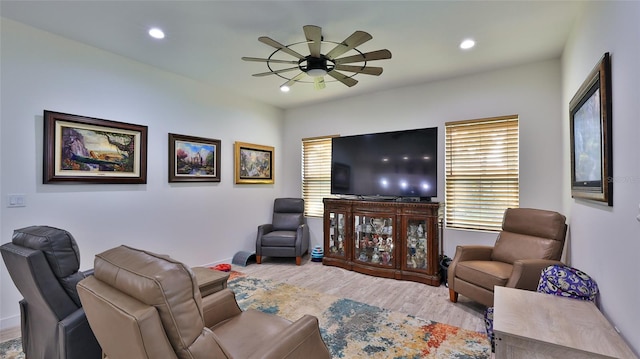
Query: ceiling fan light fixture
[[307, 68, 328, 77]]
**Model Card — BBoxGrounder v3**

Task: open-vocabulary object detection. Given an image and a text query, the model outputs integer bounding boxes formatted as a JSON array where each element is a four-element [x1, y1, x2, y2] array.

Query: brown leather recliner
[[448, 208, 567, 307], [77, 245, 331, 359]]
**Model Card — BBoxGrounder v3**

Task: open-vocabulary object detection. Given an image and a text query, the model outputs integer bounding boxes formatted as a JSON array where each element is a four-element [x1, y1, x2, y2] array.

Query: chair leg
[[256, 255, 261, 264], [449, 289, 458, 303], [295, 256, 301, 266]]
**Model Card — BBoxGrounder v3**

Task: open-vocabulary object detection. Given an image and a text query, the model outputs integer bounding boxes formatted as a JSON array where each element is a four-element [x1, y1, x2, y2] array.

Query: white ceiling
[[1, 0, 585, 110]]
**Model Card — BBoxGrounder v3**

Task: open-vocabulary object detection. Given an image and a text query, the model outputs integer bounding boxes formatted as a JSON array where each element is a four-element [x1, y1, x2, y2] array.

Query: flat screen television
[[331, 127, 438, 200]]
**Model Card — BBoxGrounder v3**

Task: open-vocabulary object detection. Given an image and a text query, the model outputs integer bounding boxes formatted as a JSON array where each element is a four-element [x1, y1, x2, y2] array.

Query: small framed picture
[[43, 110, 147, 184], [169, 133, 221, 182], [234, 141, 274, 184]]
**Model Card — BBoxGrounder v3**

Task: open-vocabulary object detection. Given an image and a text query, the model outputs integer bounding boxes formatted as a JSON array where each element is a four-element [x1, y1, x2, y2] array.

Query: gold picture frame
[[234, 141, 274, 184]]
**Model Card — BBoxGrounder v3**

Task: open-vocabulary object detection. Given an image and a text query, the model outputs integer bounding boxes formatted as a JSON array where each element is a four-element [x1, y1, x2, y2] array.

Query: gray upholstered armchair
[[448, 208, 567, 307], [256, 198, 309, 266], [0, 225, 101, 359]]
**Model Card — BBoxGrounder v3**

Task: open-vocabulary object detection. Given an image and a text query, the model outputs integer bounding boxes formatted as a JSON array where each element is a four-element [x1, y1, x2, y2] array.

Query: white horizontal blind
[[302, 136, 336, 218], [445, 116, 519, 231]]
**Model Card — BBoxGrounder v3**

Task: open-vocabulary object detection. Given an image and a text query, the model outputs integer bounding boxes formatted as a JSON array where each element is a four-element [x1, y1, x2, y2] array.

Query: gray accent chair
[[256, 198, 309, 266], [0, 225, 101, 359]]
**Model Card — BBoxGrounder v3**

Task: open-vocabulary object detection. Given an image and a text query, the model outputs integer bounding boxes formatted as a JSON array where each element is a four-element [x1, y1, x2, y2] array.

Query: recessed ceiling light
[[460, 39, 475, 50], [148, 28, 165, 39], [280, 85, 290, 93]]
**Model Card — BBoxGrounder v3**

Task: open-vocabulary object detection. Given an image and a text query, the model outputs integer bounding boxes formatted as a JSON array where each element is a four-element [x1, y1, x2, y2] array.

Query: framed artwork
[[43, 110, 147, 184], [569, 52, 612, 206], [168, 133, 221, 182], [234, 141, 274, 184]]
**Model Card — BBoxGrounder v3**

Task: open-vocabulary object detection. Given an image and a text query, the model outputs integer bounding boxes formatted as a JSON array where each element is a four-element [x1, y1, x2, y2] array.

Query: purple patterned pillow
[[537, 264, 599, 302]]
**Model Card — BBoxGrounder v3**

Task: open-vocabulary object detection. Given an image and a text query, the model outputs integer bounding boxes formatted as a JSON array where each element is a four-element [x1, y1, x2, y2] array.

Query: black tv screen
[[331, 127, 438, 199]]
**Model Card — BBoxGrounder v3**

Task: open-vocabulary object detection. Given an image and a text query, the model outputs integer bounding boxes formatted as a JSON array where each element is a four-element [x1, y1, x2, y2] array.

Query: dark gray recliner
[[0, 225, 101, 359], [256, 198, 309, 266]]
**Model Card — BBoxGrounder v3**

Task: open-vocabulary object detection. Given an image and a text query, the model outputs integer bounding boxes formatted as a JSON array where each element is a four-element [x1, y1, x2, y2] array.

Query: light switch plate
[[7, 194, 26, 208]]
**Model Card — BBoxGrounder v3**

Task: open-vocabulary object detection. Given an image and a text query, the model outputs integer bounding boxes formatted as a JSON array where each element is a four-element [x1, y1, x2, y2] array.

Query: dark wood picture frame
[[43, 110, 148, 184], [234, 141, 274, 184], [168, 133, 221, 183], [569, 52, 612, 206]]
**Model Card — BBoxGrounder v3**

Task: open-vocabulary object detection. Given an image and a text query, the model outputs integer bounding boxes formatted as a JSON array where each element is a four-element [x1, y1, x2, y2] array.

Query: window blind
[[302, 136, 337, 218], [445, 116, 519, 231]]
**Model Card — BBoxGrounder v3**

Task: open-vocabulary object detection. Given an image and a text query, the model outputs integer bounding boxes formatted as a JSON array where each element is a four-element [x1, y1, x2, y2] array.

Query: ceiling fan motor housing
[[301, 55, 335, 76]]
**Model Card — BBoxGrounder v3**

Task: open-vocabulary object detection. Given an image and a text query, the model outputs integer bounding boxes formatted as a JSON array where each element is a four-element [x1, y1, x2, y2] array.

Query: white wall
[[561, 1, 640, 353], [0, 19, 285, 329], [283, 59, 565, 256], [3, 3, 638, 353]]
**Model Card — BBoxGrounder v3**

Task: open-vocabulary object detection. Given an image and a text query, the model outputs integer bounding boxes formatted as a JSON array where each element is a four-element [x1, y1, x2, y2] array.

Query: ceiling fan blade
[[334, 64, 383, 76], [281, 72, 307, 88], [325, 31, 372, 60], [333, 49, 392, 64], [258, 36, 305, 59], [303, 25, 322, 58], [242, 57, 299, 64], [314, 77, 326, 90], [327, 70, 358, 87], [252, 67, 300, 77]]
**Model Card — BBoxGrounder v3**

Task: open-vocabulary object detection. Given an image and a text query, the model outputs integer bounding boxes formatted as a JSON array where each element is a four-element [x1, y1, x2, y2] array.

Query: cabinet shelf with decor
[[322, 198, 441, 286]]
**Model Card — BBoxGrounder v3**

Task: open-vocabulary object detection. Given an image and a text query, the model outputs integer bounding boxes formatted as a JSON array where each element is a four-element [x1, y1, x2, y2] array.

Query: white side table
[[493, 286, 636, 359]]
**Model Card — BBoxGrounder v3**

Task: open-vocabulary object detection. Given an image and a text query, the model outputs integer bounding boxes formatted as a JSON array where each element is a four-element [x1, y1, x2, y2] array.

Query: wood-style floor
[[0, 255, 488, 344], [0, 325, 20, 342], [237, 255, 487, 333]]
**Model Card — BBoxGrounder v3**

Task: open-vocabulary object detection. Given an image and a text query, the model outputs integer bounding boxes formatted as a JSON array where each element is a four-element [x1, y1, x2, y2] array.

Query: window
[[302, 135, 337, 217], [445, 116, 519, 231]]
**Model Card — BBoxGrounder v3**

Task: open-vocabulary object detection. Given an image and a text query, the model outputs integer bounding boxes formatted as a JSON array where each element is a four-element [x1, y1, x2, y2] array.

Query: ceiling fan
[[242, 25, 392, 91]]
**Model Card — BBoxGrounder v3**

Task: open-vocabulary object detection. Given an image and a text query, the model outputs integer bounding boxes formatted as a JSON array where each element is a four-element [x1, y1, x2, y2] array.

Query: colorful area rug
[[229, 274, 490, 358], [0, 338, 22, 359], [0, 272, 490, 359]]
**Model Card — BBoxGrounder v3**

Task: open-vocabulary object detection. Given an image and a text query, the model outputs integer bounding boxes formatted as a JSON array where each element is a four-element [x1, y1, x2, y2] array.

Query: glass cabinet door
[[354, 215, 394, 266], [328, 212, 346, 257], [405, 218, 428, 270]]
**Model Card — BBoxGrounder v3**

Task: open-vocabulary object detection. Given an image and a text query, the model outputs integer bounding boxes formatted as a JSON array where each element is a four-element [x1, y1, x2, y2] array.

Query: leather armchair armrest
[[82, 268, 95, 277], [448, 245, 494, 287], [506, 259, 564, 290], [257, 224, 274, 236], [247, 315, 330, 359], [202, 288, 242, 328], [451, 245, 494, 262], [58, 307, 102, 358], [295, 224, 310, 256], [256, 224, 274, 257], [256, 224, 274, 243]]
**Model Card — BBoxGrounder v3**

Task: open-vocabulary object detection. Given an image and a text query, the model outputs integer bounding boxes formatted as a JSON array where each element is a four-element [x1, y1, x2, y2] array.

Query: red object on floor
[[211, 263, 231, 272]]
